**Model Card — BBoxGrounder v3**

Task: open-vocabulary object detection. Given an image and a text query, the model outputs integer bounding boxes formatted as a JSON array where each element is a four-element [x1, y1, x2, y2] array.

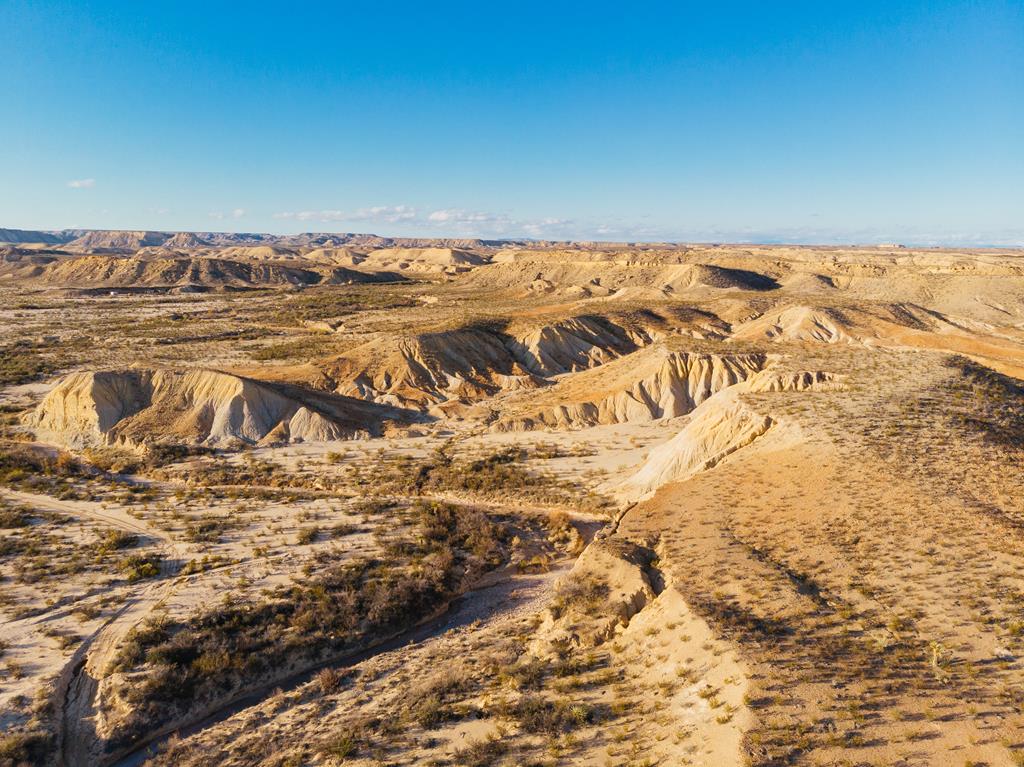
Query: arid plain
[[2, 230, 1024, 767]]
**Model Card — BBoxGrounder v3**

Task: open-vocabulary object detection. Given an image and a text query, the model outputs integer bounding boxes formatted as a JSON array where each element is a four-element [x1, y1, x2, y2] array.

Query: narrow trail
[[1, 489, 176, 547], [0, 490, 186, 767], [57, 574, 181, 767]]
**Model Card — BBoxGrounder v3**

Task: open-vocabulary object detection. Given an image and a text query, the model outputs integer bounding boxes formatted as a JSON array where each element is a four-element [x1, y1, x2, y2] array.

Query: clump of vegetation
[[370, 445, 606, 511], [105, 501, 508, 748], [402, 665, 474, 727], [0, 340, 61, 386], [184, 515, 237, 543], [118, 554, 163, 582], [82, 446, 143, 474], [249, 336, 331, 362], [316, 727, 363, 760], [549, 574, 611, 620], [96, 529, 138, 553], [0, 728, 53, 764], [0, 444, 86, 495], [453, 735, 509, 767], [499, 694, 595, 734], [0, 502, 31, 528], [144, 443, 215, 469], [945, 358, 1024, 448], [262, 285, 417, 325]]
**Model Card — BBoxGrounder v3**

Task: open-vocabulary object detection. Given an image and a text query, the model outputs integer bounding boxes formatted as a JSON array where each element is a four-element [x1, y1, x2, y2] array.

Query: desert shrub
[[352, 498, 395, 516], [315, 666, 347, 694], [0, 341, 60, 386], [144, 443, 214, 468], [96, 529, 138, 553], [403, 666, 473, 727], [184, 516, 235, 543], [106, 502, 507, 748], [0, 729, 53, 764], [944, 358, 1024, 448], [0, 504, 30, 528], [0, 445, 85, 493], [550, 575, 610, 619], [317, 728, 361, 760], [118, 554, 162, 582], [454, 735, 509, 767], [498, 657, 549, 690], [82, 447, 142, 474], [179, 554, 230, 575], [500, 695, 593, 734]]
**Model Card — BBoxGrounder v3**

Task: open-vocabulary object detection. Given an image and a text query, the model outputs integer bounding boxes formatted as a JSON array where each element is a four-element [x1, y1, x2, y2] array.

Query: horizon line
[[3, 225, 1023, 251]]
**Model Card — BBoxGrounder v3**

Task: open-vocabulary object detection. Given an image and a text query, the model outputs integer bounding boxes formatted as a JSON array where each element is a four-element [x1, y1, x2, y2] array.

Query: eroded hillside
[[2, 238, 1024, 767]]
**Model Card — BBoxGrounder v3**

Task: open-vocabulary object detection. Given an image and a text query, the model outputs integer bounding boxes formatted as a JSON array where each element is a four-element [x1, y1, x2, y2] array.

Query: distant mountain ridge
[[0, 227, 523, 249]]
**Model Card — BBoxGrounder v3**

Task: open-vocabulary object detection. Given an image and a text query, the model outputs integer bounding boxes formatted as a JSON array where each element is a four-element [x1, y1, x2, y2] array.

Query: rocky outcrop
[[615, 368, 839, 500], [329, 315, 655, 409], [493, 349, 767, 431], [506, 316, 644, 376], [618, 391, 774, 501], [330, 327, 545, 409], [530, 540, 660, 657], [65, 230, 171, 252], [27, 369, 404, 448], [744, 369, 840, 392]]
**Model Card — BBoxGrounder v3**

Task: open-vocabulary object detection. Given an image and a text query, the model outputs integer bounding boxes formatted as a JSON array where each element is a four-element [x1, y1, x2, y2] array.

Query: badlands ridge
[[1, 231, 1024, 767]]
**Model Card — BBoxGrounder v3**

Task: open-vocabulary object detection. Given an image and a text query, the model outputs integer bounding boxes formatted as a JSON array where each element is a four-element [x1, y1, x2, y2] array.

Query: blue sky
[[1, 1, 1021, 244]]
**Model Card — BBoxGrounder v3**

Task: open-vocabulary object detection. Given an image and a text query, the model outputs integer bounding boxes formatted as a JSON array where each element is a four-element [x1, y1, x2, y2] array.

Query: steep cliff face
[[329, 328, 546, 409], [328, 315, 660, 409], [615, 368, 840, 501], [505, 316, 645, 376], [617, 391, 774, 502], [27, 369, 399, 448], [493, 349, 767, 431]]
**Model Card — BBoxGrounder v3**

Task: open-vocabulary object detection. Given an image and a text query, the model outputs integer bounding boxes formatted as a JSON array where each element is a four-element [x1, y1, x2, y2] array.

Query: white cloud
[[232, 208, 246, 219], [521, 217, 573, 238], [424, 209, 576, 239], [208, 211, 225, 220], [272, 206, 418, 225], [350, 205, 417, 223], [67, 178, 95, 189], [272, 203, 584, 239]]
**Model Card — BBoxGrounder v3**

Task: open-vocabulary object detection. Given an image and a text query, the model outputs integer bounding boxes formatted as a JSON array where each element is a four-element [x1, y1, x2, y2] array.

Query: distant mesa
[[157, 231, 212, 249], [65, 230, 172, 252]]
